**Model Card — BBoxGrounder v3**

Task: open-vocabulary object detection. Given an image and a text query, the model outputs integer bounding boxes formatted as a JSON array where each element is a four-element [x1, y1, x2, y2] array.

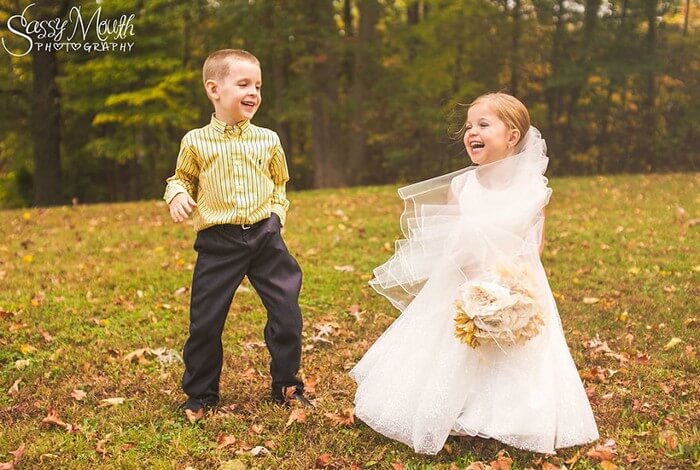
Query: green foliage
[[0, 0, 698, 206]]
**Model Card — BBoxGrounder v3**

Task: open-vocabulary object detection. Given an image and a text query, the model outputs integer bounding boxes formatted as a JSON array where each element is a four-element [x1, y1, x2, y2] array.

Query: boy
[[164, 49, 309, 416]]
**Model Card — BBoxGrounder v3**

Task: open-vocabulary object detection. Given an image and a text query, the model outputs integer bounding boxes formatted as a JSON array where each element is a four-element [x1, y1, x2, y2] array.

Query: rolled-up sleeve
[[269, 133, 290, 226], [164, 134, 200, 204]]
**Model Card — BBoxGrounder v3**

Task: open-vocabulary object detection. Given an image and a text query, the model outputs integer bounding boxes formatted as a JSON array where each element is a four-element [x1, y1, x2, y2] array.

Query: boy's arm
[[269, 134, 290, 226], [164, 136, 200, 204]]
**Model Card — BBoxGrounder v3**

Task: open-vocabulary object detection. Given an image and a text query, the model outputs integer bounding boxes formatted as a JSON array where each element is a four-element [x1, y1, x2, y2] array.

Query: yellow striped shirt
[[163, 114, 290, 231]]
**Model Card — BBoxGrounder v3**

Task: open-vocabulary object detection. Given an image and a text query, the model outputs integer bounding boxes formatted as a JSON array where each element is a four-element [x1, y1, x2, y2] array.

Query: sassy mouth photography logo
[[1, 2, 136, 57]]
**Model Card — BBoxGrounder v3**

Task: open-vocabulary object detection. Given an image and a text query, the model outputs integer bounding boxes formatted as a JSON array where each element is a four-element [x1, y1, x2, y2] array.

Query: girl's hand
[[169, 193, 197, 223]]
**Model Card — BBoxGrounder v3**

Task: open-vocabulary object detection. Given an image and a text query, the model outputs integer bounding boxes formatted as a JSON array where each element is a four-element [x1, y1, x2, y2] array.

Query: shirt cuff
[[164, 182, 188, 204], [271, 204, 287, 227]]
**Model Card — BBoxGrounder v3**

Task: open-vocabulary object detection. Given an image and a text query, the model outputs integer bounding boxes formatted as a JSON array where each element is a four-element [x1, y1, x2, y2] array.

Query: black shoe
[[177, 397, 219, 413], [272, 386, 313, 407]]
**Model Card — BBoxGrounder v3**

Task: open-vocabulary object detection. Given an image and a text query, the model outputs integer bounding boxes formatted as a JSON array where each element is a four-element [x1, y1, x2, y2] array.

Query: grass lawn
[[0, 173, 698, 469]]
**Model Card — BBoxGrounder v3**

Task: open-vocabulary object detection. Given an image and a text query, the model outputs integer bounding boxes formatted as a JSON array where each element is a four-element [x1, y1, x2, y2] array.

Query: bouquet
[[454, 264, 545, 349]]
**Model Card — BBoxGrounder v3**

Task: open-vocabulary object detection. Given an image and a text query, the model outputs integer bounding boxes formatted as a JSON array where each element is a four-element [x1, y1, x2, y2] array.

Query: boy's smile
[[208, 58, 262, 124]]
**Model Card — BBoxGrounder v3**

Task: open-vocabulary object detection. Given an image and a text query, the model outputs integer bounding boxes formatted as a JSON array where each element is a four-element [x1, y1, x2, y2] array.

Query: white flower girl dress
[[350, 128, 599, 454]]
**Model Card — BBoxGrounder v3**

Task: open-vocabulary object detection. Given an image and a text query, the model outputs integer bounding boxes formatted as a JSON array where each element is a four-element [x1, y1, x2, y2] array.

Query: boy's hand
[[169, 193, 197, 223]]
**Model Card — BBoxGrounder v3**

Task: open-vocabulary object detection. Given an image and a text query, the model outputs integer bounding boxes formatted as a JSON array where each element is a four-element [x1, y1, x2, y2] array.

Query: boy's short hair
[[202, 49, 260, 86]]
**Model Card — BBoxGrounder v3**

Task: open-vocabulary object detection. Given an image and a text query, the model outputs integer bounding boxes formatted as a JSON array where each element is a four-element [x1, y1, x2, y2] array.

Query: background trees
[[0, 0, 697, 207]]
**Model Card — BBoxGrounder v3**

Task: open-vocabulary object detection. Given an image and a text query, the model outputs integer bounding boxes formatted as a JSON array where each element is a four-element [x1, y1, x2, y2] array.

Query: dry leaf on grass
[[465, 462, 491, 470], [70, 389, 87, 401], [285, 408, 307, 427], [41, 406, 68, 429], [99, 397, 125, 407], [315, 453, 333, 468], [490, 449, 513, 469], [303, 375, 319, 396], [216, 434, 238, 449], [0, 443, 26, 469], [185, 408, 205, 423], [249, 446, 269, 457], [96, 434, 112, 455], [586, 439, 617, 462], [333, 265, 354, 272], [325, 408, 354, 427], [250, 424, 263, 434], [7, 379, 20, 397]]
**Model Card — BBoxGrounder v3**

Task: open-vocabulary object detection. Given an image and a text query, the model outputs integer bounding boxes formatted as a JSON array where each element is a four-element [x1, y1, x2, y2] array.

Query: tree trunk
[[31, 42, 62, 206], [509, 0, 522, 96], [598, 0, 628, 173], [307, 0, 345, 187], [31, 0, 70, 206], [643, 0, 658, 171], [347, 0, 379, 185]]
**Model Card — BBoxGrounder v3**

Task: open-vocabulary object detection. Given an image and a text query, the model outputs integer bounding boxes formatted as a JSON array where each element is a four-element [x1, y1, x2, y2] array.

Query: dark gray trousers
[[182, 214, 303, 402]]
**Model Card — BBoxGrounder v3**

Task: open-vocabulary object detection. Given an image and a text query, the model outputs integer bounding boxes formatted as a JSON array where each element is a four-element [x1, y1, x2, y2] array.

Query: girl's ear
[[508, 128, 521, 149]]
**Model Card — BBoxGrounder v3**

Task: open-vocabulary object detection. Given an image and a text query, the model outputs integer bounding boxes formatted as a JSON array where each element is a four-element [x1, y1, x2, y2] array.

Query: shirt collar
[[210, 114, 250, 137]]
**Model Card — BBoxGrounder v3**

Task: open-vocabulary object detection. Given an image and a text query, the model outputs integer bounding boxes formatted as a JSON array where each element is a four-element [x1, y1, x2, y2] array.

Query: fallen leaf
[[490, 449, 512, 470], [658, 429, 679, 450], [9, 443, 25, 467], [250, 424, 263, 434], [41, 406, 68, 429], [96, 433, 112, 456], [249, 446, 269, 457], [316, 454, 333, 468], [564, 451, 580, 465], [600, 462, 617, 470], [582, 297, 600, 304], [285, 408, 307, 427], [663, 337, 683, 350], [38, 328, 53, 343], [19, 344, 36, 355], [325, 408, 355, 427], [466, 462, 491, 470], [347, 304, 365, 322], [70, 389, 87, 401], [586, 439, 617, 462], [333, 265, 354, 272], [7, 379, 21, 396], [0, 309, 14, 320], [14, 359, 30, 370], [185, 408, 204, 423], [217, 434, 238, 449], [304, 375, 319, 396], [391, 462, 405, 470], [99, 397, 125, 407]]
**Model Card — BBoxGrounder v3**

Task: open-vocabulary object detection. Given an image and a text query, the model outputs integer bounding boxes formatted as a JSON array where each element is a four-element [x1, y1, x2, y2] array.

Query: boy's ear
[[204, 79, 219, 100]]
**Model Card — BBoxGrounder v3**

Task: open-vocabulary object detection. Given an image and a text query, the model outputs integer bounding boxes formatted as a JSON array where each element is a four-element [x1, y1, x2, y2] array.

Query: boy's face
[[463, 103, 519, 166], [208, 58, 262, 122]]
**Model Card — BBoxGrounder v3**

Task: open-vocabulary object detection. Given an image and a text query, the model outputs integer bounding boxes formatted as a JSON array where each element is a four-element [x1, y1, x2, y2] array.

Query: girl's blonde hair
[[467, 92, 530, 144]]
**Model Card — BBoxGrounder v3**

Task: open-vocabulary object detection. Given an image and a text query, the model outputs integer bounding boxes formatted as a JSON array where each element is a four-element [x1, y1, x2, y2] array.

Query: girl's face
[[463, 103, 520, 165]]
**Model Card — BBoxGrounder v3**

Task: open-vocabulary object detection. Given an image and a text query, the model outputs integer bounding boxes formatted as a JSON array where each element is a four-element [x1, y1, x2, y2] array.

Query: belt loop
[[241, 223, 251, 230]]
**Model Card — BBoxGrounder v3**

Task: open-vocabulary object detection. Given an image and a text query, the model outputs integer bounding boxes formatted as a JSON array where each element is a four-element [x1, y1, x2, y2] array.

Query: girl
[[350, 93, 599, 454]]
